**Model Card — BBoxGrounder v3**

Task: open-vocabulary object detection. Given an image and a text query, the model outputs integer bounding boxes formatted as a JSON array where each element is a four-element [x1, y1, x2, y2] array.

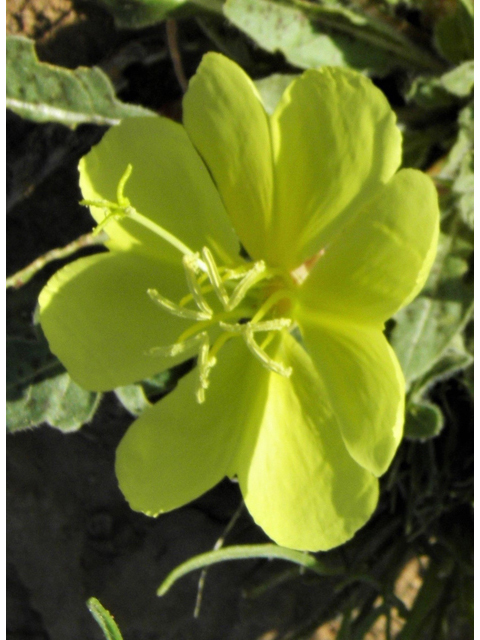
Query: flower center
[[147, 247, 294, 403], [82, 164, 295, 403]]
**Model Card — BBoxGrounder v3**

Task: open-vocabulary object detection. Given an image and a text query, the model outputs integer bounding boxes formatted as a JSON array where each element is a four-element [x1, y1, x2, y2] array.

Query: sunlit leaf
[[6, 36, 153, 128], [390, 222, 473, 386], [6, 336, 101, 432], [224, 0, 442, 75]]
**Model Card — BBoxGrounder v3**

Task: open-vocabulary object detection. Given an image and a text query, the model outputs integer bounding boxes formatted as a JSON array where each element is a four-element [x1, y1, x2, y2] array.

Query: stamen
[[227, 261, 267, 311], [201, 247, 229, 309], [83, 164, 194, 256], [243, 327, 292, 377], [147, 332, 204, 357], [196, 333, 216, 404], [251, 289, 295, 324], [148, 288, 211, 321], [260, 332, 275, 351], [209, 332, 233, 360], [117, 163, 133, 205], [180, 284, 214, 308], [183, 254, 213, 315], [220, 318, 292, 334], [130, 210, 194, 257]]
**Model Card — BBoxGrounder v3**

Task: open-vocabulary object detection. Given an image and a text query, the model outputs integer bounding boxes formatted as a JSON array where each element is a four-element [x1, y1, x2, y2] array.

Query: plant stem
[[6, 230, 107, 290], [166, 20, 188, 93]]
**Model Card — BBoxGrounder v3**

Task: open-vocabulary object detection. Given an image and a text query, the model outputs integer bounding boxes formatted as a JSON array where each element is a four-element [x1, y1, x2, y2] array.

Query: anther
[[227, 261, 267, 311], [243, 327, 292, 377], [148, 288, 212, 321], [220, 318, 292, 334], [201, 247, 230, 309], [182, 254, 213, 316], [196, 333, 216, 404], [146, 332, 205, 357]]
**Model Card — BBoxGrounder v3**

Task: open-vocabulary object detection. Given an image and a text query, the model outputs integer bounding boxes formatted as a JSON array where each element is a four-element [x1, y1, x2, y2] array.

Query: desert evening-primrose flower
[[38, 53, 439, 551]]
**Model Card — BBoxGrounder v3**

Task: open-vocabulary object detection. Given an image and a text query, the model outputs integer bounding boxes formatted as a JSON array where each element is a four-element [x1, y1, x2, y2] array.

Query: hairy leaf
[[6, 36, 153, 128], [390, 220, 473, 386], [7, 337, 101, 432], [224, 0, 442, 76], [404, 401, 444, 440]]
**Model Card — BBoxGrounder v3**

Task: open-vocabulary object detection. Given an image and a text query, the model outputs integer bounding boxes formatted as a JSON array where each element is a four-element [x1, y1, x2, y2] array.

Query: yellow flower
[[39, 53, 439, 550]]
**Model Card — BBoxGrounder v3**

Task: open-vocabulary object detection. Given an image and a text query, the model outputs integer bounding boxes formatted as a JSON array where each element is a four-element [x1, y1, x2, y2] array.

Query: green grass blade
[[87, 598, 124, 640], [157, 543, 342, 595]]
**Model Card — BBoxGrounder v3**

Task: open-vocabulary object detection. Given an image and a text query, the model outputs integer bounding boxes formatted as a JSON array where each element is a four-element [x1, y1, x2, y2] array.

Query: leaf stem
[[166, 20, 188, 93], [6, 230, 108, 290]]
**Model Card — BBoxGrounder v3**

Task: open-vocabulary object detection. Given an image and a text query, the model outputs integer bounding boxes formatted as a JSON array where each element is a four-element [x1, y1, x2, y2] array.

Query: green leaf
[[440, 102, 473, 178], [440, 60, 474, 97], [87, 598, 124, 640], [404, 401, 444, 440], [224, 0, 443, 76], [115, 369, 176, 416], [434, 0, 473, 64], [401, 123, 453, 170], [439, 102, 474, 228], [407, 61, 474, 110], [6, 337, 101, 433], [157, 543, 342, 595], [97, 0, 187, 27], [114, 385, 152, 417], [97, 0, 223, 27], [6, 36, 154, 128], [390, 219, 473, 386], [409, 333, 473, 399]]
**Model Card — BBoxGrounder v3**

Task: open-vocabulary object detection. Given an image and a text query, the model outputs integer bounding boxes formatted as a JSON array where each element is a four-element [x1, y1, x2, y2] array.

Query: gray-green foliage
[[391, 217, 473, 439], [224, 0, 444, 75], [439, 102, 474, 229], [6, 336, 101, 432], [254, 74, 297, 114], [407, 61, 474, 109], [6, 36, 153, 128], [391, 222, 473, 386], [114, 370, 172, 416]]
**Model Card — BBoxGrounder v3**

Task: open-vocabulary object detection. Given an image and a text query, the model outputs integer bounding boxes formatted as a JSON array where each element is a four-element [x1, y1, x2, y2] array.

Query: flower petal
[[80, 116, 240, 265], [115, 337, 266, 515], [234, 333, 379, 551], [298, 168, 440, 325], [183, 53, 274, 263], [297, 312, 405, 476], [39, 251, 198, 391], [269, 67, 402, 270]]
